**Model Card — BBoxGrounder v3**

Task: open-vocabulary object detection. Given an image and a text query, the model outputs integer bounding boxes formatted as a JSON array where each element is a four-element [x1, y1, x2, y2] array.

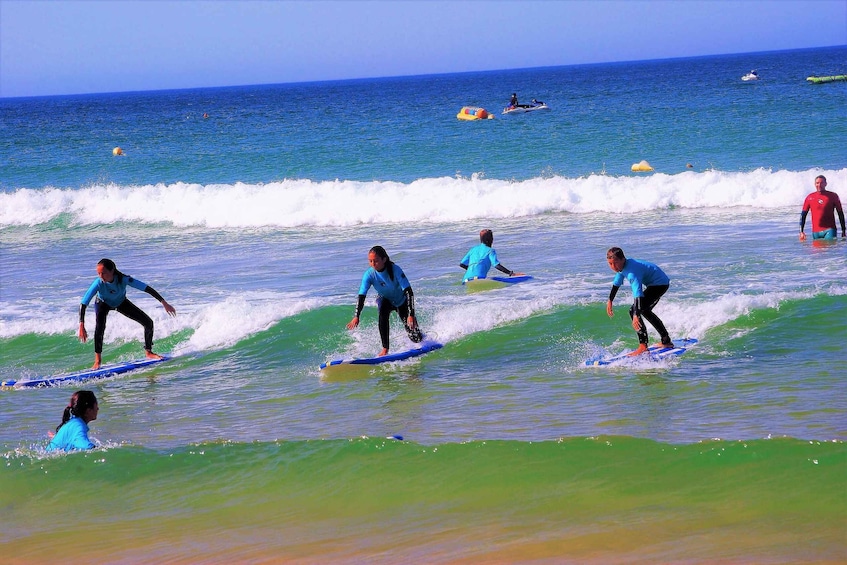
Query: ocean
[[1, 45, 845, 563]]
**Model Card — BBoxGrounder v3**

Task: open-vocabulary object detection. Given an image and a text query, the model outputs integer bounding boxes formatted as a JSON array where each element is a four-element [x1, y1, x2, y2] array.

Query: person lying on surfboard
[[346, 246, 423, 357], [79, 258, 176, 369], [605, 247, 673, 356], [46, 390, 99, 452], [459, 229, 524, 282]]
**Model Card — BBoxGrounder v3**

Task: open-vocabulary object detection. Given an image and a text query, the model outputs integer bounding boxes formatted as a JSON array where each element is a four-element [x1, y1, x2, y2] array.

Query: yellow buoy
[[112, 147, 123, 156], [631, 160, 653, 172]]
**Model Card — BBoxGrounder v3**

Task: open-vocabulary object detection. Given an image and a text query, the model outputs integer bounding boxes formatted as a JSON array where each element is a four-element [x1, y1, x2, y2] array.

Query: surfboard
[[584, 338, 698, 367], [463, 274, 533, 292], [320, 341, 443, 371], [2, 356, 170, 389]]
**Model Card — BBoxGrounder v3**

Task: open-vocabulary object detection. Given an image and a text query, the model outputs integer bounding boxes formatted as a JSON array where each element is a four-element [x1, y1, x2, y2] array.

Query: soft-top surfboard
[[2, 356, 170, 389], [463, 274, 533, 292], [320, 341, 443, 371], [585, 338, 697, 367]]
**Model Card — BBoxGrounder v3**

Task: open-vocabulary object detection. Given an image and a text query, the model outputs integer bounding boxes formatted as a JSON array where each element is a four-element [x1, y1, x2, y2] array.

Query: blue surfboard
[[585, 338, 698, 367], [320, 341, 443, 371], [463, 274, 533, 292], [2, 356, 171, 388]]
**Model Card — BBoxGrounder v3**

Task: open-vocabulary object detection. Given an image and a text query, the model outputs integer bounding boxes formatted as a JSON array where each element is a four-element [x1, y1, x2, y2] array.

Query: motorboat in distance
[[502, 102, 550, 115], [741, 70, 759, 81]]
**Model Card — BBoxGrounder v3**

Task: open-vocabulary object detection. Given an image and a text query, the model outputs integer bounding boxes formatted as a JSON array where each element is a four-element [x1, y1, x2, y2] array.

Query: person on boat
[[347, 246, 423, 357], [531, 98, 545, 106], [460, 229, 524, 282], [605, 247, 673, 356], [79, 258, 176, 369], [46, 390, 99, 452], [799, 175, 845, 241], [508, 93, 531, 109]]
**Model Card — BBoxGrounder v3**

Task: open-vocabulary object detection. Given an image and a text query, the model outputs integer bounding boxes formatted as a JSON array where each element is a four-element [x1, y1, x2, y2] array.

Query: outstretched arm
[[495, 264, 524, 277], [145, 286, 176, 317]]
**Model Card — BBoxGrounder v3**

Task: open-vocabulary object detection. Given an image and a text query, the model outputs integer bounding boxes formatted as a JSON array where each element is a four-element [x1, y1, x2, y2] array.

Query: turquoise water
[[1, 46, 845, 562]]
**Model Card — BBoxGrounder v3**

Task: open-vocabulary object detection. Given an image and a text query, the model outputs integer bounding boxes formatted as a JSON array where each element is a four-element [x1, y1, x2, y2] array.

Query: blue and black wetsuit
[[354, 261, 423, 350], [609, 258, 671, 345], [79, 272, 165, 353], [459, 243, 514, 282]]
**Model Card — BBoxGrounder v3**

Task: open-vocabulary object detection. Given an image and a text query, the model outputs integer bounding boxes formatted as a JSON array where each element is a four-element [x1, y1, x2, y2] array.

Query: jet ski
[[502, 100, 550, 115]]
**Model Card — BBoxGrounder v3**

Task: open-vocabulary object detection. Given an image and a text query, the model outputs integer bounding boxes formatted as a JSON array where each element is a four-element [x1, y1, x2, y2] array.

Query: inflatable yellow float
[[457, 107, 493, 121], [631, 160, 653, 172]]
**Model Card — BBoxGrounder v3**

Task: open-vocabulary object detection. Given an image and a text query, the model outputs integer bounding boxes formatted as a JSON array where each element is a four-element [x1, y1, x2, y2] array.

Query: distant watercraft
[[741, 70, 759, 81], [806, 75, 847, 84], [502, 102, 550, 115]]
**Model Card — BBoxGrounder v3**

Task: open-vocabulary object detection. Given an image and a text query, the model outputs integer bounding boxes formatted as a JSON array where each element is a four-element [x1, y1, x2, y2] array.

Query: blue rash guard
[[46, 417, 95, 452], [358, 263, 412, 308], [81, 274, 148, 308], [612, 258, 670, 298], [461, 243, 500, 281]]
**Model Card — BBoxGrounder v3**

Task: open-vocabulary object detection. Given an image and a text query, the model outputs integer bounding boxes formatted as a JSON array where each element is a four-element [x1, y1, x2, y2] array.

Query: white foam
[[0, 291, 321, 354], [2, 168, 843, 228]]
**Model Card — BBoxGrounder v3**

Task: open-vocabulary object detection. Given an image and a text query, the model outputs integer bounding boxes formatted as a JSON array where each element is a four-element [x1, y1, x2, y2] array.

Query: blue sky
[[1, 0, 845, 98]]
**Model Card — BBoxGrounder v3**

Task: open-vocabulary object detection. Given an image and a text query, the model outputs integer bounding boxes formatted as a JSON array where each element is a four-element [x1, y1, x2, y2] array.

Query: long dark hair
[[56, 390, 98, 432], [369, 245, 395, 281], [98, 258, 124, 283]]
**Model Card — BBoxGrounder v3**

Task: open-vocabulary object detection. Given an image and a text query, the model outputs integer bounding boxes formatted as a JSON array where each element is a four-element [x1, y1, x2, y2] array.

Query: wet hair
[[98, 258, 124, 283], [606, 247, 625, 260], [815, 175, 827, 182], [56, 390, 98, 432], [479, 229, 494, 247], [369, 245, 396, 281]]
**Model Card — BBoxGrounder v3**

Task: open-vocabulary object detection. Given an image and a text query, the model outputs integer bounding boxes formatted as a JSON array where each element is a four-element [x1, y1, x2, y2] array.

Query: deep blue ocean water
[[1, 46, 845, 562]]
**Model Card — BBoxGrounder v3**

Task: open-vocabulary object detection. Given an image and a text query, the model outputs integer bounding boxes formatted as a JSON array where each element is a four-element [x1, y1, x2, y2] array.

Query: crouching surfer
[[347, 246, 423, 357]]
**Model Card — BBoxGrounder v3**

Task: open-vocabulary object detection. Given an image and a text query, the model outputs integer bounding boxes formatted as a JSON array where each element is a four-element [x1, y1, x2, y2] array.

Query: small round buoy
[[112, 147, 123, 156], [631, 160, 653, 172]]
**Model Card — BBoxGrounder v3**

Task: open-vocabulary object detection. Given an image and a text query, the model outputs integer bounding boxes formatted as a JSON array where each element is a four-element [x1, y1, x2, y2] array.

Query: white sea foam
[[2, 168, 843, 228], [0, 291, 321, 353]]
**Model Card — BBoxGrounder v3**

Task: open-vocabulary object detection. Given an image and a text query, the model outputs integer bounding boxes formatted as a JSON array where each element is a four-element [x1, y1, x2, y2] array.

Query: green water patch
[[3, 436, 843, 560]]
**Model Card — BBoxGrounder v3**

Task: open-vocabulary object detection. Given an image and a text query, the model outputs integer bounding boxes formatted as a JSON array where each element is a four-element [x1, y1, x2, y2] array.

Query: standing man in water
[[799, 175, 845, 241]]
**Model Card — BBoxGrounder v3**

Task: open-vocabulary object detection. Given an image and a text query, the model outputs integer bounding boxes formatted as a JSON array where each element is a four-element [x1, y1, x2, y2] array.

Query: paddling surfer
[[459, 229, 524, 282]]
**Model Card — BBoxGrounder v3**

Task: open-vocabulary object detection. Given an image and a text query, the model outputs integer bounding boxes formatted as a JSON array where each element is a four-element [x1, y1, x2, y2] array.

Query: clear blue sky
[[1, 0, 845, 98]]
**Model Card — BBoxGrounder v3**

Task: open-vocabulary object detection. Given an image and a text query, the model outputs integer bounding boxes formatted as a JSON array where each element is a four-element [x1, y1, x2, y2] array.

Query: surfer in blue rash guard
[[459, 229, 524, 282], [79, 258, 176, 369], [605, 247, 673, 356], [346, 246, 423, 356]]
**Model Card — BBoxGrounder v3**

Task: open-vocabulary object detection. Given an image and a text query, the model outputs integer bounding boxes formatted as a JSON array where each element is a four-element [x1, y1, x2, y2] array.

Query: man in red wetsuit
[[799, 175, 845, 241]]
